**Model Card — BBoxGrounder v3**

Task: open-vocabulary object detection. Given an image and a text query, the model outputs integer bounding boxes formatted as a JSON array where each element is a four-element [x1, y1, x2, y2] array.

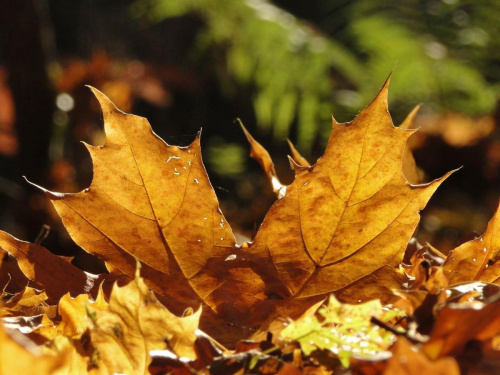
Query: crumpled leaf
[[0, 287, 49, 318], [36, 287, 108, 340], [403, 244, 447, 293], [280, 295, 403, 367], [423, 282, 500, 359], [0, 324, 68, 374], [89, 267, 201, 374], [443, 200, 500, 284], [0, 231, 105, 301], [384, 338, 459, 375]]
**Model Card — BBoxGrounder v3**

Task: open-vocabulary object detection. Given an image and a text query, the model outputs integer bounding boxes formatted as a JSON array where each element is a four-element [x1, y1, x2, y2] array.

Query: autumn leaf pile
[[1, 78, 500, 374]]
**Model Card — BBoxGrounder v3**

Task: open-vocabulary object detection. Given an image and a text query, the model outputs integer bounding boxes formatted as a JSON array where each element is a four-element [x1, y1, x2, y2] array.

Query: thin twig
[[370, 317, 426, 344], [34, 224, 50, 245]]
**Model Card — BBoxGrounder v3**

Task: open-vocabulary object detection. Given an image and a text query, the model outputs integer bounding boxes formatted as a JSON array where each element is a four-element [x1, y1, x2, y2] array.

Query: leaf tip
[[400, 104, 422, 130], [23, 176, 64, 200], [287, 155, 308, 172], [88, 85, 125, 115], [236, 118, 253, 143], [331, 114, 340, 127], [360, 74, 392, 119]]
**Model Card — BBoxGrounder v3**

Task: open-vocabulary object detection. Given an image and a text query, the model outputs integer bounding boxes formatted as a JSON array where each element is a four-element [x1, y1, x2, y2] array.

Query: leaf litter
[[0, 78, 499, 373]]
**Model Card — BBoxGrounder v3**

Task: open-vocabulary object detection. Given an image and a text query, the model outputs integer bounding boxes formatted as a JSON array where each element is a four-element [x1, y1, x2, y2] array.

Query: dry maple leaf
[[0, 231, 106, 301], [243, 78, 452, 323], [442, 200, 500, 284], [286, 138, 310, 168], [238, 119, 286, 197], [9, 78, 452, 343]]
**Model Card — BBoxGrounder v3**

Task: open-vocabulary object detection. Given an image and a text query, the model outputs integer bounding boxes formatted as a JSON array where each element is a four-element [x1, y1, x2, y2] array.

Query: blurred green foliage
[[132, 0, 499, 153]]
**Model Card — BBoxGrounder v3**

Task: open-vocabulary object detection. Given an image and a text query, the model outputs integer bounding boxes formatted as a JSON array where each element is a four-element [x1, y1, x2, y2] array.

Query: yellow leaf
[[399, 105, 422, 184], [37, 286, 108, 340], [89, 268, 200, 374], [246, 78, 452, 320], [286, 138, 310, 167], [443, 200, 500, 284], [0, 323, 67, 374], [0, 287, 48, 318], [17, 79, 451, 342]]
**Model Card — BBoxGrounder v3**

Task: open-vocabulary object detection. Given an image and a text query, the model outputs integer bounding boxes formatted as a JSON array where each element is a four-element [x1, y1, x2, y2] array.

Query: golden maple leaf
[[1, 79, 453, 343], [240, 79, 452, 322], [442, 201, 500, 283]]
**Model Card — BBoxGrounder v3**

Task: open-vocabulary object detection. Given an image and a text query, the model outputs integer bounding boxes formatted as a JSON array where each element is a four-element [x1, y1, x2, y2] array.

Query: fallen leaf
[[399, 105, 422, 185], [246, 78, 452, 320], [384, 338, 459, 375], [0, 287, 48, 318], [443, 200, 500, 284], [423, 282, 500, 359], [30, 89, 258, 342], [0, 324, 68, 374], [19, 79, 451, 345], [36, 286, 108, 340], [44, 335, 106, 375], [0, 231, 105, 301], [403, 245, 447, 293], [280, 295, 402, 367], [89, 267, 201, 374], [0, 248, 29, 294]]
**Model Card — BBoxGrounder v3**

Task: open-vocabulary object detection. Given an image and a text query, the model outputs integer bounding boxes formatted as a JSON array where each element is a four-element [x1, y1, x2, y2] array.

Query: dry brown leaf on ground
[[0, 287, 48, 318], [36, 286, 108, 341], [384, 338, 460, 375], [88, 268, 201, 374], [8, 78, 453, 345], [443, 200, 500, 284], [423, 282, 500, 359], [0, 231, 106, 301], [0, 248, 29, 294]]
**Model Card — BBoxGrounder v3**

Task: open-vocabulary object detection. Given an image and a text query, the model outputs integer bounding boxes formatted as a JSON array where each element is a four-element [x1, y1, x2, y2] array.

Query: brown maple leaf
[[4, 78, 452, 343], [442, 200, 500, 284], [241, 78, 452, 323], [0, 231, 107, 301]]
